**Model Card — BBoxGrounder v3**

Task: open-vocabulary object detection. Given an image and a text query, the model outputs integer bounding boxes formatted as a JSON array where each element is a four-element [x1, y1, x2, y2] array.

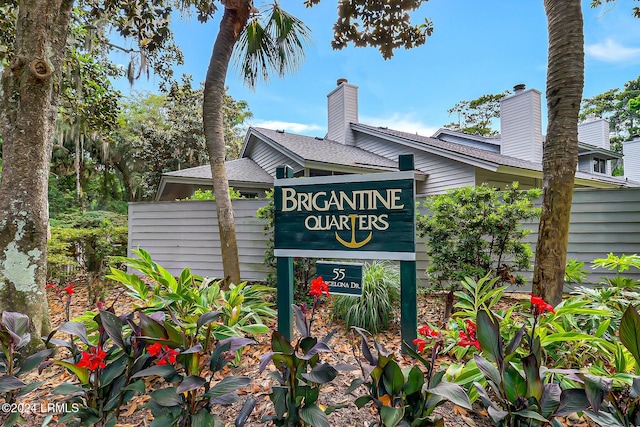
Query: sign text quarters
[[273, 171, 416, 260]]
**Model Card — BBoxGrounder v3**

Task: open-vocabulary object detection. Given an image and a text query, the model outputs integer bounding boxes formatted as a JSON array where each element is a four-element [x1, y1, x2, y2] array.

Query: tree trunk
[[202, 1, 251, 287], [532, 0, 584, 306], [0, 0, 74, 352]]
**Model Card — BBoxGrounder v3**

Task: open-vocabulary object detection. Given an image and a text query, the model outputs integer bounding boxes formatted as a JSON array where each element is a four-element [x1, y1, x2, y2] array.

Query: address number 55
[[332, 268, 346, 281]]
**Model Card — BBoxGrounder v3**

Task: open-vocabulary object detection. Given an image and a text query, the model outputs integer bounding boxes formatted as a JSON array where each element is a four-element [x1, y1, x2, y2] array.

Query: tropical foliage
[[417, 183, 541, 288]]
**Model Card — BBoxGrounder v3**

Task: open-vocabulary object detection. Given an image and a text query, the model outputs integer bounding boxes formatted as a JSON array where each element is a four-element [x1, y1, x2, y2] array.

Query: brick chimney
[[327, 78, 358, 145], [499, 84, 543, 163]]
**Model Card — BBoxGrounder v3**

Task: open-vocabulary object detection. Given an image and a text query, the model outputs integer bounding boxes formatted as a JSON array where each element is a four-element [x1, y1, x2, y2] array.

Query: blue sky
[[113, 0, 640, 137]]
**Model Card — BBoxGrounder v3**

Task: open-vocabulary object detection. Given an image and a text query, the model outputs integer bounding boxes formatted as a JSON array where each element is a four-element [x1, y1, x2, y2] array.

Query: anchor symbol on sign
[[335, 214, 372, 249]]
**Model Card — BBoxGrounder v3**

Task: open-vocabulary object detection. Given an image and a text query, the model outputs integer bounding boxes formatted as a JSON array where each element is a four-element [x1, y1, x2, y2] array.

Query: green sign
[[316, 261, 363, 297], [273, 171, 415, 260]]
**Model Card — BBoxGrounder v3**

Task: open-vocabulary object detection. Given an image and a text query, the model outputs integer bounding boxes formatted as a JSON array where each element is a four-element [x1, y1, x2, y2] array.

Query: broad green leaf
[[269, 386, 288, 418], [427, 381, 472, 410], [354, 395, 373, 409], [346, 378, 365, 394], [52, 382, 84, 395], [131, 365, 177, 379], [101, 354, 127, 387], [380, 405, 404, 427], [404, 366, 424, 395], [382, 360, 405, 396], [271, 331, 293, 355], [203, 376, 252, 399], [620, 306, 640, 366], [54, 360, 89, 385], [19, 349, 52, 374], [511, 409, 549, 423], [301, 362, 338, 384], [239, 324, 269, 335], [150, 387, 182, 407], [300, 403, 330, 427], [191, 408, 214, 427]]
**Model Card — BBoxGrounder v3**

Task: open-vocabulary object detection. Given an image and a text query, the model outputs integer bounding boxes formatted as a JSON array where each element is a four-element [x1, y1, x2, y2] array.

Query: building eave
[[352, 124, 501, 172]]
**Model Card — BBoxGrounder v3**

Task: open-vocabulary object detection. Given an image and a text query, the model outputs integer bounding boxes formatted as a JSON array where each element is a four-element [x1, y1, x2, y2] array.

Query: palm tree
[[532, 0, 584, 305], [203, 1, 310, 286]]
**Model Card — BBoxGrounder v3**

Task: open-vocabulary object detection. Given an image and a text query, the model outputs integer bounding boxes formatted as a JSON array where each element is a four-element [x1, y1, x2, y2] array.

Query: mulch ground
[[7, 282, 597, 426]]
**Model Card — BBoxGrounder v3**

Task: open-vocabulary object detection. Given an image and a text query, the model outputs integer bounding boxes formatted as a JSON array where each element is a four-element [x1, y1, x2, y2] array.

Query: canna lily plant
[[260, 277, 351, 427], [348, 324, 471, 427], [472, 295, 603, 427]]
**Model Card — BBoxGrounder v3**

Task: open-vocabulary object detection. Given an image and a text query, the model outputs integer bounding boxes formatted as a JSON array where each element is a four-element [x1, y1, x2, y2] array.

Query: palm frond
[[233, 3, 312, 88]]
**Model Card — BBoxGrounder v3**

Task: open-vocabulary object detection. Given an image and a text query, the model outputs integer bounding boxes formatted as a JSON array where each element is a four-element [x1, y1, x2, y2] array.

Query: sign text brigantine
[[273, 171, 416, 260]]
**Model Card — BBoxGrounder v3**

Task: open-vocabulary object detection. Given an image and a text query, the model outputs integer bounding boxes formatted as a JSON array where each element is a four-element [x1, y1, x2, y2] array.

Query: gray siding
[[578, 119, 610, 150], [247, 141, 302, 177], [327, 82, 358, 145], [624, 139, 640, 182], [500, 89, 543, 163], [129, 189, 640, 286], [128, 199, 270, 281], [354, 133, 476, 195]]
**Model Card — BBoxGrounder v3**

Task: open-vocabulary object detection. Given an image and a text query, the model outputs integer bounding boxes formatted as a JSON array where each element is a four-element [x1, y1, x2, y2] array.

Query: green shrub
[[47, 211, 128, 297], [180, 187, 243, 201], [417, 182, 540, 288], [256, 191, 315, 303], [330, 261, 400, 333]]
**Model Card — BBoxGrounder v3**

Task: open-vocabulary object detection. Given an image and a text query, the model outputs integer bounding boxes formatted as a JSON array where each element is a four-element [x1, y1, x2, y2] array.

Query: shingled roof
[[164, 158, 273, 184], [249, 127, 398, 170], [352, 123, 630, 186]]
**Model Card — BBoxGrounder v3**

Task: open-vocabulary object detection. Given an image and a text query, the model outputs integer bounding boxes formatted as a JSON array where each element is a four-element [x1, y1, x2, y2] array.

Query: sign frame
[[274, 154, 417, 353], [273, 170, 416, 261]]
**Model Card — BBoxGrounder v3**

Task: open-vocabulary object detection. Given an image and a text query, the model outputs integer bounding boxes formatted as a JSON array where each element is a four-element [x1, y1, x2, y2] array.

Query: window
[[593, 157, 606, 174]]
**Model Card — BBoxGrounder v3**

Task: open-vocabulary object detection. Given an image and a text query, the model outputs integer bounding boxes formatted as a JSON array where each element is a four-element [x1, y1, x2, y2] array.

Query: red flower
[[77, 346, 107, 371], [458, 320, 481, 351], [45, 283, 56, 290], [413, 338, 428, 352], [63, 283, 74, 295], [310, 277, 330, 298], [530, 295, 555, 314], [418, 325, 439, 338], [147, 342, 179, 365]]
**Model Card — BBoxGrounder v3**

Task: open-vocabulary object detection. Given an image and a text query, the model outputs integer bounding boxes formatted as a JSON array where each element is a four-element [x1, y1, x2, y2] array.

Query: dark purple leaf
[[300, 341, 331, 360], [259, 352, 274, 373], [196, 311, 222, 330], [177, 375, 206, 393], [99, 310, 125, 349], [0, 375, 25, 392], [58, 322, 90, 345], [292, 304, 310, 337]]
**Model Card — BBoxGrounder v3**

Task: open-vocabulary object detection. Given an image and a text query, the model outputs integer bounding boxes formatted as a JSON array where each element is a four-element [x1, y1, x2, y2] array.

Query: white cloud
[[360, 113, 439, 137], [586, 38, 640, 62], [250, 120, 324, 135]]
